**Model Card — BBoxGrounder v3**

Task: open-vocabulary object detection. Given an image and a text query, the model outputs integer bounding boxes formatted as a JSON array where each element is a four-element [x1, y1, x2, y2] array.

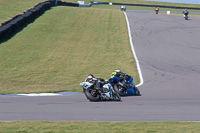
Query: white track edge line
[[124, 11, 144, 87]]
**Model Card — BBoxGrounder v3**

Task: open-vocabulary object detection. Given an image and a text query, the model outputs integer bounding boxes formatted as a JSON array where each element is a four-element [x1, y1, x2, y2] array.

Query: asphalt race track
[[1, 11, 200, 121]]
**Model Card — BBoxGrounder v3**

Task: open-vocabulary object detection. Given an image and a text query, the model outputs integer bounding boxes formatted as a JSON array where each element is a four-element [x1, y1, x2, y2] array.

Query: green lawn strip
[[0, 6, 138, 94], [0, 0, 47, 24], [0, 121, 200, 133]]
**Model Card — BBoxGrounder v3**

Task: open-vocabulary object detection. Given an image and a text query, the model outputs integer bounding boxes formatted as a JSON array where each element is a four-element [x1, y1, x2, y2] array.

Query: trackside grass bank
[[0, 121, 200, 133], [0, 0, 47, 24], [0, 6, 138, 94]]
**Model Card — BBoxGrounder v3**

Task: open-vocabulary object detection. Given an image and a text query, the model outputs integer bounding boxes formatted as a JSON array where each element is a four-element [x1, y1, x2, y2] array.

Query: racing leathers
[[85, 77, 107, 93], [183, 9, 189, 16]]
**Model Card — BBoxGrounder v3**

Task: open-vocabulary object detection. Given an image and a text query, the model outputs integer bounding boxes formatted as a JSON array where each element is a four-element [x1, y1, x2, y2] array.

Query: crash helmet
[[87, 74, 95, 78], [114, 68, 121, 73]]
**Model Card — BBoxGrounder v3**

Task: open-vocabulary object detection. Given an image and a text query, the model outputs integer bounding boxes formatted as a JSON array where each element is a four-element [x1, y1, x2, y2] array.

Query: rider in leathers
[[183, 9, 189, 17], [85, 74, 107, 93], [110, 69, 139, 94], [111, 69, 133, 89]]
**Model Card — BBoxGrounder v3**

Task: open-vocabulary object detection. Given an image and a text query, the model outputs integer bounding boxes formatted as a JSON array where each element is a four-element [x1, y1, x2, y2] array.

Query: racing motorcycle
[[80, 78, 121, 102], [155, 10, 159, 14], [183, 14, 189, 20], [109, 73, 141, 96]]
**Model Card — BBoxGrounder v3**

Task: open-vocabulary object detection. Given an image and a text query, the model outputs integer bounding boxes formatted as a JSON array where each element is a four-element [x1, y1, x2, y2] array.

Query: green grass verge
[[0, 0, 47, 24], [0, 6, 138, 94], [0, 121, 200, 133]]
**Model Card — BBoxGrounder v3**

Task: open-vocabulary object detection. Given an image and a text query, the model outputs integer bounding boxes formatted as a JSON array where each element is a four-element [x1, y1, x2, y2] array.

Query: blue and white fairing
[[109, 76, 136, 95]]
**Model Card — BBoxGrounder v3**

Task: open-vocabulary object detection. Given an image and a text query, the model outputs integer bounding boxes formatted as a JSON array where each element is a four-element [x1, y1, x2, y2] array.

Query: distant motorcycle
[[183, 14, 189, 20], [109, 73, 141, 96], [121, 5, 126, 11], [155, 10, 159, 14], [80, 78, 121, 101], [155, 7, 159, 14]]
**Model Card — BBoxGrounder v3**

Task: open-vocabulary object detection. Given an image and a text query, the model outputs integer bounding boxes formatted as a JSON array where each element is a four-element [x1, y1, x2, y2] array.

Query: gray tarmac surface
[[1, 11, 200, 121]]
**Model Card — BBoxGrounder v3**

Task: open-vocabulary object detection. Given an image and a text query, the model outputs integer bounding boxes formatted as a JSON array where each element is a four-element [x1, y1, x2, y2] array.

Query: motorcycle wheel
[[113, 92, 121, 101], [135, 87, 141, 96], [114, 84, 126, 96], [85, 88, 100, 101]]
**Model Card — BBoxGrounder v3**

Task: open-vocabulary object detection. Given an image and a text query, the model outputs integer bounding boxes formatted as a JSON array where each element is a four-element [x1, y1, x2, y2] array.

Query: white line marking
[[124, 11, 144, 87], [17, 93, 62, 96], [0, 92, 81, 97]]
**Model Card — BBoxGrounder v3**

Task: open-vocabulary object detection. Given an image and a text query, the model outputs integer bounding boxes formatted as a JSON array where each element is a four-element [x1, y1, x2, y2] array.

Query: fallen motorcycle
[[109, 73, 141, 96], [80, 78, 121, 102]]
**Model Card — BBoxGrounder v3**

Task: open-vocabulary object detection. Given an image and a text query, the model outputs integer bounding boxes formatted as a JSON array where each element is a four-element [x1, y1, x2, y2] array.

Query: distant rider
[[155, 7, 159, 14], [121, 5, 126, 11], [183, 9, 189, 16]]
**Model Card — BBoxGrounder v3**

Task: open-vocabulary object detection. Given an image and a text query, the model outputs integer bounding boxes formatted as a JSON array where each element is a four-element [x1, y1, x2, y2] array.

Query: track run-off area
[[1, 11, 200, 121]]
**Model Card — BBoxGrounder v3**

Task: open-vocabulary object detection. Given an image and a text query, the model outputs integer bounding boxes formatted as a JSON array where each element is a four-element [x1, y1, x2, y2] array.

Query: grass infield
[[0, 6, 138, 94], [0, 121, 200, 133]]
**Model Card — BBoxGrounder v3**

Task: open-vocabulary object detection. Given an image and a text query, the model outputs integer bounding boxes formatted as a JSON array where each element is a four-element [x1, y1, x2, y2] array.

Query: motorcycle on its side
[[80, 78, 121, 102], [109, 73, 141, 96]]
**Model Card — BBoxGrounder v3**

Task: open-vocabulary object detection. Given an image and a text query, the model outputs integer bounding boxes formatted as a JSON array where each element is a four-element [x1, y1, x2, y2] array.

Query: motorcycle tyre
[[85, 88, 100, 101], [113, 92, 121, 101], [114, 84, 126, 96], [155, 11, 158, 14], [135, 87, 141, 96]]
